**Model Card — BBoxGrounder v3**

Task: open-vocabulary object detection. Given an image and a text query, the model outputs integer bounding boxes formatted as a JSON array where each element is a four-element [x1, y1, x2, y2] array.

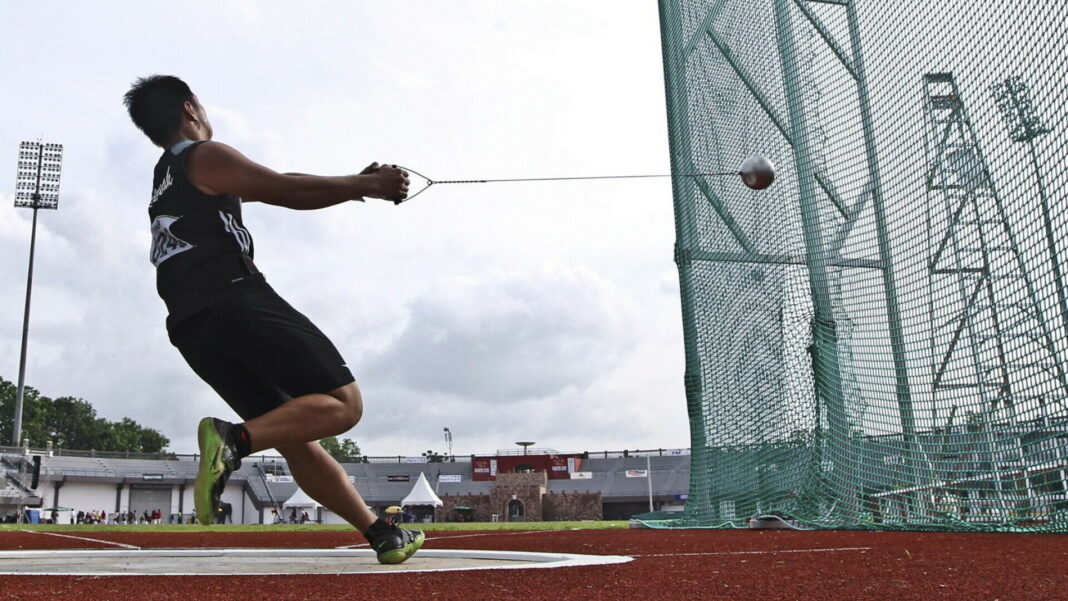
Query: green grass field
[[2, 520, 628, 533]]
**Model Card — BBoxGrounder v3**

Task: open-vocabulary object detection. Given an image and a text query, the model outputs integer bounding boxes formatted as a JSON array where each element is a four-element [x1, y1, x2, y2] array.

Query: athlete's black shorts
[[167, 284, 355, 421]]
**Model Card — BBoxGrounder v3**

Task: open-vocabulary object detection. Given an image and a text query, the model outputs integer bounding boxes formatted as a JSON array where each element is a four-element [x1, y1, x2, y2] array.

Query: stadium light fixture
[[11, 140, 63, 446], [15, 141, 62, 210]]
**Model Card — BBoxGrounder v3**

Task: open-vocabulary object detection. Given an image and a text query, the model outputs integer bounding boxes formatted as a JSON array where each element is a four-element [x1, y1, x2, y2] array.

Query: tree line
[[0, 376, 169, 453]]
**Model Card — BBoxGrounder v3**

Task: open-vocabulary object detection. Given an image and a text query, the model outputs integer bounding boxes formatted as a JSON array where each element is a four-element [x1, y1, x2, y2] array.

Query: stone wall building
[[438, 472, 601, 522]]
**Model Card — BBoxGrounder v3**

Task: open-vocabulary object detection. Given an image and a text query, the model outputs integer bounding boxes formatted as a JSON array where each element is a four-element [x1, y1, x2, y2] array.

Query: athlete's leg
[[241, 382, 362, 452], [277, 439, 377, 532]]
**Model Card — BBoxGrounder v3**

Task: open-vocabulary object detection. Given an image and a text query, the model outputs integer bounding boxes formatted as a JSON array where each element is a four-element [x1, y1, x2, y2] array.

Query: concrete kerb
[[0, 548, 634, 576]]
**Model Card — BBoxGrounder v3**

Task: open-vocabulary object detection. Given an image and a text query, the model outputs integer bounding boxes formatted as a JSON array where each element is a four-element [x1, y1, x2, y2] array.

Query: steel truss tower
[[922, 73, 1068, 517]]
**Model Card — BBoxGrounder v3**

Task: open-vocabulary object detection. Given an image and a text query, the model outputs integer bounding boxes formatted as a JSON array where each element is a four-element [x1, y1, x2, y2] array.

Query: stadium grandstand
[[0, 445, 691, 525]]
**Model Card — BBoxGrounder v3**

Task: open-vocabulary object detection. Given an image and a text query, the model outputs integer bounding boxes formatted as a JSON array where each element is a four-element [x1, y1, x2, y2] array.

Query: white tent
[[401, 472, 443, 507], [282, 487, 320, 508]]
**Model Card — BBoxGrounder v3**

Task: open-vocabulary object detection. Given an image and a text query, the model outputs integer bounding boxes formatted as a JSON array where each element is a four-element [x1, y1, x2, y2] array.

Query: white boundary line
[[0, 548, 632, 576], [335, 529, 560, 549], [633, 546, 871, 558], [19, 529, 141, 550]]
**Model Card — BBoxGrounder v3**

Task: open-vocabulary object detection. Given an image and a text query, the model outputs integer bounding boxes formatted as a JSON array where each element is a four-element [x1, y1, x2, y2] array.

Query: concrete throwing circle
[[0, 548, 633, 576]]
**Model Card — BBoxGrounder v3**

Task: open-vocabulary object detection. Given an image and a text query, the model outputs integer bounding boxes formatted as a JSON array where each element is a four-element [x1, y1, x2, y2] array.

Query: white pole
[[647, 456, 654, 512]]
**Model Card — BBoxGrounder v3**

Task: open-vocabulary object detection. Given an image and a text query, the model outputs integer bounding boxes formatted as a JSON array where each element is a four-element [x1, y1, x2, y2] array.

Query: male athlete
[[123, 75, 423, 564]]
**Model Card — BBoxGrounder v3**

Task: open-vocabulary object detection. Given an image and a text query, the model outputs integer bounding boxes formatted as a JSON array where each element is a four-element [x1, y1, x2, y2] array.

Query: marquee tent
[[282, 487, 320, 508], [401, 472, 443, 507]]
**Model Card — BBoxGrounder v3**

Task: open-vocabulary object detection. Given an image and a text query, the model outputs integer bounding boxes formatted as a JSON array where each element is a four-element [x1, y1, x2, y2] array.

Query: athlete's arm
[[185, 141, 409, 209]]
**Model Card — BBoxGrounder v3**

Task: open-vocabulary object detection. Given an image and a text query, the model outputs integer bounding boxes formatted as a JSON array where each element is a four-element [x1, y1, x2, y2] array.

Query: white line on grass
[[22, 530, 141, 550], [335, 529, 560, 549], [633, 546, 871, 558]]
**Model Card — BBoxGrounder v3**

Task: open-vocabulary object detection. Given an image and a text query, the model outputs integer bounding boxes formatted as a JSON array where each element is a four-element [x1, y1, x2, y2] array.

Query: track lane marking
[[633, 546, 871, 558], [21, 530, 141, 550], [335, 529, 561, 549]]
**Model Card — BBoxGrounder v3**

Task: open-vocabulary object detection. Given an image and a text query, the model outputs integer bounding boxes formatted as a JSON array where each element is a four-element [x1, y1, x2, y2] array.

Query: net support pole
[[844, 2, 919, 489], [659, 0, 712, 522], [774, 0, 858, 519]]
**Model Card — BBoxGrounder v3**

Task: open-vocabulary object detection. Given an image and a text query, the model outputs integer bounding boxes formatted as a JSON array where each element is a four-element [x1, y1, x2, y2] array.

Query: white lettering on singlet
[[150, 167, 173, 207], [150, 215, 193, 267], [219, 210, 252, 254]]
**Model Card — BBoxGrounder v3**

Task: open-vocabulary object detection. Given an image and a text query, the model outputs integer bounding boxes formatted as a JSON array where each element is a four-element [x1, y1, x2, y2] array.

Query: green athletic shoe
[[367, 522, 425, 565], [194, 417, 241, 526]]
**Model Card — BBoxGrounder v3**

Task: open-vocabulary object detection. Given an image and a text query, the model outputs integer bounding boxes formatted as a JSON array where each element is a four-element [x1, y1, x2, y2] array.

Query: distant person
[[123, 75, 422, 564]]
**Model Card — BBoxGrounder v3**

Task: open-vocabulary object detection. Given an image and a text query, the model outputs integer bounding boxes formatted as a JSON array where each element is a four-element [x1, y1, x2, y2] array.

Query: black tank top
[[148, 140, 267, 327]]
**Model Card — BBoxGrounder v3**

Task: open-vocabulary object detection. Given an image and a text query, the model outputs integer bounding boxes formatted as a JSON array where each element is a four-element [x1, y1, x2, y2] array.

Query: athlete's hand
[[367, 164, 409, 202]]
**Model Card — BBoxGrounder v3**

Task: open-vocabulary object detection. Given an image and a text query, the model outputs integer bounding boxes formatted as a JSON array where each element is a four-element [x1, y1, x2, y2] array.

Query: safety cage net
[[654, 0, 1068, 531]]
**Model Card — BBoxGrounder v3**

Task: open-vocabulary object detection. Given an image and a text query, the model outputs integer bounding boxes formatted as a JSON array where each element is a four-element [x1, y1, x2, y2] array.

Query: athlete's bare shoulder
[[185, 141, 264, 196], [187, 140, 244, 165]]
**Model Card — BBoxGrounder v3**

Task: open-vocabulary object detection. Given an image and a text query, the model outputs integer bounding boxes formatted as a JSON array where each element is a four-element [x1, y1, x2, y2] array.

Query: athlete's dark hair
[[123, 75, 196, 147]]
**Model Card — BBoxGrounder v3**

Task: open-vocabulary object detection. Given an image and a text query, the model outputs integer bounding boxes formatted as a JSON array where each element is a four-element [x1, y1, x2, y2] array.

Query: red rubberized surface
[[1, 528, 1065, 600]]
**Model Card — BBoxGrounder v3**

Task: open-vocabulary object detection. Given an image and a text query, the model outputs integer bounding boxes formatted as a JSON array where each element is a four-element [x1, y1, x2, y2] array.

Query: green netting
[[656, 0, 1068, 532]]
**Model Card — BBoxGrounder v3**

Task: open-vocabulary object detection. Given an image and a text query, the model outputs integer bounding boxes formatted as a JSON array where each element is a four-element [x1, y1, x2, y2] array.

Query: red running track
[[0, 528, 1065, 600]]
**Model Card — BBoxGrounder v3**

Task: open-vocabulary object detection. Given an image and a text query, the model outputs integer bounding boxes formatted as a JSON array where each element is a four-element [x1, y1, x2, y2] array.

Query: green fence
[[657, 0, 1068, 531]]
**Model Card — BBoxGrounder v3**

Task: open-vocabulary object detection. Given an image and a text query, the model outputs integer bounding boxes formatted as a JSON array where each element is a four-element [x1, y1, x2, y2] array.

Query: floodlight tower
[[443, 427, 453, 458], [11, 140, 63, 446], [991, 76, 1065, 342]]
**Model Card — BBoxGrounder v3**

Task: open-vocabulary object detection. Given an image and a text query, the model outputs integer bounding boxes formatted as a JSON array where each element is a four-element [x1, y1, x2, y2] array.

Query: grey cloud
[[360, 268, 637, 403]]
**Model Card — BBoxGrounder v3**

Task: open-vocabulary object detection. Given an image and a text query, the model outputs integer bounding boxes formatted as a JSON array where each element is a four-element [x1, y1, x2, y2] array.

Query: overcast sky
[[0, 1, 690, 457]]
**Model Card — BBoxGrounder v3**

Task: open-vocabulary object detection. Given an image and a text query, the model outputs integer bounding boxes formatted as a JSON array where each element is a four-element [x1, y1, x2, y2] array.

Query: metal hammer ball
[[739, 155, 776, 190]]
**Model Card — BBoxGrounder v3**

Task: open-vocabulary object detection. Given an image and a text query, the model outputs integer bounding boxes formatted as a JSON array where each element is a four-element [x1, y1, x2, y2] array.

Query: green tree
[[40, 396, 109, 450], [0, 376, 169, 452], [319, 436, 361, 460], [103, 418, 171, 453]]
